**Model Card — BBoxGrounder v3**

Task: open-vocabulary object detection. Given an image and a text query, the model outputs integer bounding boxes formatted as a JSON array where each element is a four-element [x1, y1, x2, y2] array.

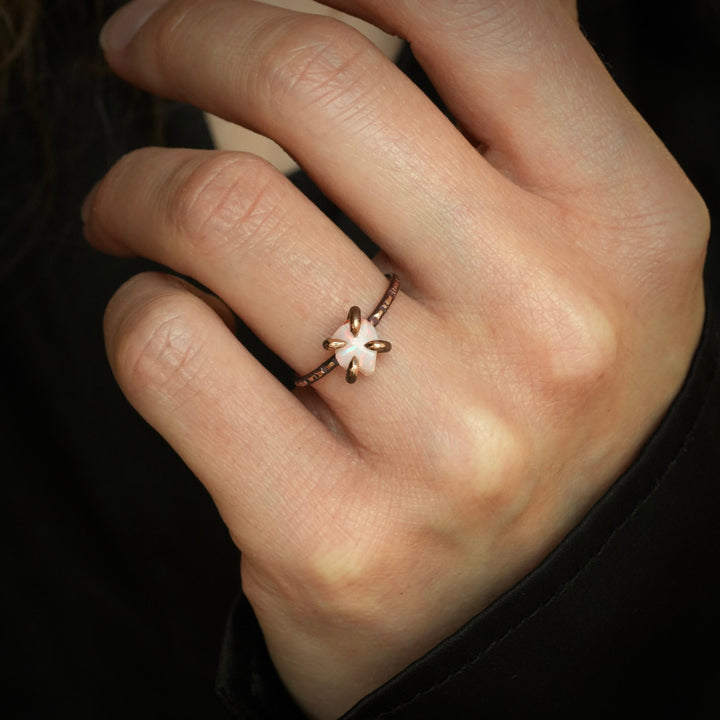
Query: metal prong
[[347, 306, 362, 337], [365, 340, 392, 353], [323, 338, 346, 351], [345, 356, 360, 383]]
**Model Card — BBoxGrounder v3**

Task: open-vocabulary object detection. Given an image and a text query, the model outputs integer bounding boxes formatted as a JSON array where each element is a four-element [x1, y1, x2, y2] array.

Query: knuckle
[[171, 152, 287, 255], [433, 406, 534, 528], [109, 282, 207, 405], [533, 289, 619, 393], [253, 15, 376, 113], [648, 186, 710, 282], [303, 541, 373, 611]]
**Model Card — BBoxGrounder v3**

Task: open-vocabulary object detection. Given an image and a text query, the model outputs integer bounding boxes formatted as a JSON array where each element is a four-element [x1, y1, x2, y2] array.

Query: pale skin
[[83, 1, 709, 718], [204, 0, 404, 172]]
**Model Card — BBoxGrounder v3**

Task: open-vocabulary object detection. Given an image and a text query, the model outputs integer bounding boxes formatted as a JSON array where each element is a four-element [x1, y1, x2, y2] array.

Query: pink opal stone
[[332, 319, 380, 376]]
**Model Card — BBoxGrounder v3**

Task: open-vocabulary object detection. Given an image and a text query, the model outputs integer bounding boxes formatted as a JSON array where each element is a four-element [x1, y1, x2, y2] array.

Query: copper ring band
[[294, 274, 400, 388]]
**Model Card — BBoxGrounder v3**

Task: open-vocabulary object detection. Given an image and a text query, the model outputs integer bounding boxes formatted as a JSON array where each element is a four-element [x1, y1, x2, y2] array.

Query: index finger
[[319, 0, 698, 217]]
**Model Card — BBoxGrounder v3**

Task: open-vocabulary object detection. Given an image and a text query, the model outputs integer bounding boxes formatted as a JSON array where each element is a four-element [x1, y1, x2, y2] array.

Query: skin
[[83, 0, 709, 717], [204, 0, 404, 172]]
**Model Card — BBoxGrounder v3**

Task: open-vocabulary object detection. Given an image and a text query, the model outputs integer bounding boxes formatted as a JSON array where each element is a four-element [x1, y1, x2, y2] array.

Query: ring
[[294, 274, 400, 387]]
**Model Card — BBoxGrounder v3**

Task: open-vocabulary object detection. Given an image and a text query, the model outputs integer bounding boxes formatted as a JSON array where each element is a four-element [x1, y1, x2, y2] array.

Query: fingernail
[[100, 0, 170, 53]]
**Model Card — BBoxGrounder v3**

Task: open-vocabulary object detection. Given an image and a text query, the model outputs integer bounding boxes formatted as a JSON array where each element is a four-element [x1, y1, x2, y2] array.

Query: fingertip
[[103, 272, 160, 364], [81, 181, 137, 258], [103, 272, 236, 368], [80, 182, 98, 226]]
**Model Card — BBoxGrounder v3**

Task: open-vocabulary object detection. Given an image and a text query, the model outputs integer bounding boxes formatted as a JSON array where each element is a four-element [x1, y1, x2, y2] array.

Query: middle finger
[[100, 0, 521, 295]]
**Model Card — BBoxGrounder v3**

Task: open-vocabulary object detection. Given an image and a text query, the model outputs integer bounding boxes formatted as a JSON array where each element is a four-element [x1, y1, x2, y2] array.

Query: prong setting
[[293, 275, 399, 388], [364, 340, 392, 353], [323, 338, 347, 350], [324, 310, 392, 382], [347, 306, 362, 337], [346, 356, 360, 384]]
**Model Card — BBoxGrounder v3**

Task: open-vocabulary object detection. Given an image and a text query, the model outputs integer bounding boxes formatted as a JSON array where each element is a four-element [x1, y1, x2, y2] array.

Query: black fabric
[[215, 594, 306, 720], [1, 3, 238, 718], [2, 1, 719, 719]]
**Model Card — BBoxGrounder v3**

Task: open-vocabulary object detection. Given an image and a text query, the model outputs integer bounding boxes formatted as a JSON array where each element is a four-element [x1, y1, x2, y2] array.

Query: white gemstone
[[332, 319, 379, 376]]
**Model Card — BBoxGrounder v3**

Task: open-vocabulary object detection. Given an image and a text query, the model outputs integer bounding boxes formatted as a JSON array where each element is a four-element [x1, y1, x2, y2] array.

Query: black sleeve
[[215, 294, 720, 719]]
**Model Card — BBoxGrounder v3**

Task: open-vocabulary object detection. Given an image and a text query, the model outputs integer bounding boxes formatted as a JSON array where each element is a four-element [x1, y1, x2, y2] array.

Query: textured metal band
[[294, 274, 399, 388]]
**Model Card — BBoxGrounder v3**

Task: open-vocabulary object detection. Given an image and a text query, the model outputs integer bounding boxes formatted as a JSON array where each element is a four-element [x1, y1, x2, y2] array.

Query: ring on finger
[[294, 274, 399, 387]]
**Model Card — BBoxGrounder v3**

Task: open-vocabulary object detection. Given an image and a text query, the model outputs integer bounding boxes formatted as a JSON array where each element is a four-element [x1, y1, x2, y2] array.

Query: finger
[[84, 146, 427, 421], [103, 270, 348, 557], [99, 0, 519, 294], [167, 272, 237, 333], [317, 0, 684, 209], [557, 0, 578, 22]]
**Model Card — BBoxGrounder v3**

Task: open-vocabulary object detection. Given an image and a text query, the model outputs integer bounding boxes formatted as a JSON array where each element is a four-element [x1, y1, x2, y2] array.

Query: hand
[[83, 1, 709, 717]]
